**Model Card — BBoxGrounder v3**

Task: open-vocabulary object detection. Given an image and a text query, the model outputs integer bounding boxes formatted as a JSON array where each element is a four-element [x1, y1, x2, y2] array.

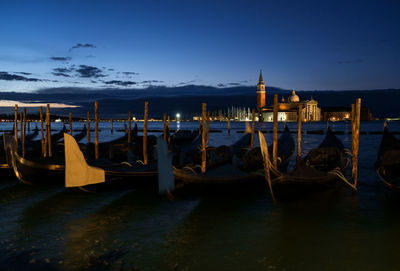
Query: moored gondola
[[375, 124, 400, 199], [172, 126, 295, 195], [260, 127, 354, 201]]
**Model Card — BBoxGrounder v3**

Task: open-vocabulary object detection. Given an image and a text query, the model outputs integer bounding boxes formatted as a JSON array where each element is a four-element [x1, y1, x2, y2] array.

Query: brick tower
[[257, 70, 266, 111]]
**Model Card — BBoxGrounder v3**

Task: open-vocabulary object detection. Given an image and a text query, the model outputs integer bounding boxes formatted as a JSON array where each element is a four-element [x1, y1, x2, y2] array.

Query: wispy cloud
[[69, 43, 96, 51], [337, 59, 364, 64], [0, 71, 42, 82], [141, 80, 164, 84], [50, 56, 71, 61], [122, 71, 139, 76], [103, 80, 137, 86]]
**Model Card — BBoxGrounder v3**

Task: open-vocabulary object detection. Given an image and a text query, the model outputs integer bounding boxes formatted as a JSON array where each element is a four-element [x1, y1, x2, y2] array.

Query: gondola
[[3, 127, 86, 185], [375, 124, 400, 199], [172, 126, 295, 195], [0, 127, 40, 174], [260, 127, 353, 201]]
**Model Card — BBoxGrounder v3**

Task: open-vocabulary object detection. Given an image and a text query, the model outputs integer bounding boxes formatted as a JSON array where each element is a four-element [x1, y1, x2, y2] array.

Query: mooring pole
[[201, 103, 207, 173], [352, 99, 361, 188], [95, 102, 99, 159], [40, 107, 44, 157], [14, 104, 18, 143], [251, 109, 255, 149], [143, 101, 148, 165], [228, 118, 230, 136], [163, 113, 167, 140], [128, 111, 132, 143], [110, 118, 113, 133], [272, 94, 278, 168], [297, 104, 303, 160], [46, 104, 52, 157]]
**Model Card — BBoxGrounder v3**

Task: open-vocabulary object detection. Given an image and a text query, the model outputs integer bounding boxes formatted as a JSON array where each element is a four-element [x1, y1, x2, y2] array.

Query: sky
[[0, 0, 399, 93]]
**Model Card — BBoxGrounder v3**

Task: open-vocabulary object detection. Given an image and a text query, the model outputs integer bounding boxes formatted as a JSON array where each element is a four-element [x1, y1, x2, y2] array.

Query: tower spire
[[259, 70, 263, 83]]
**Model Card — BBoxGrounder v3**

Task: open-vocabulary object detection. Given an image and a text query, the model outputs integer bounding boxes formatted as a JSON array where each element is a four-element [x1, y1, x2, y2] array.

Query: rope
[[136, 160, 145, 165], [328, 169, 356, 190], [121, 161, 133, 167], [182, 166, 197, 175]]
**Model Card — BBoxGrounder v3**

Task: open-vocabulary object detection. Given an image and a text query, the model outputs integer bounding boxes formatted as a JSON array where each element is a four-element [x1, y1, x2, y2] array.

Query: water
[[1, 120, 400, 270]]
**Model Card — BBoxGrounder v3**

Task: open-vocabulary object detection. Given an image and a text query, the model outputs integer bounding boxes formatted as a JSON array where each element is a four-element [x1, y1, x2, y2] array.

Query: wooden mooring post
[[272, 94, 278, 168], [206, 111, 210, 147], [251, 109, 255, 148], [201, 103, 207, 173], [110, 118, 113, 133], [228, 118, 230, 136], [352, 99, 361, 188], [45, 104, 52, 157], [95, 101, 99, 160], [143, 101, 149, 165], [167, 116, 170, 143]]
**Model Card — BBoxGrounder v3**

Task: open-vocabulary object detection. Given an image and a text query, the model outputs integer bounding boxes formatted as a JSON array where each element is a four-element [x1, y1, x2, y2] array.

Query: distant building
[[322, 106, 372, 121], [257, 72, 321, 122]]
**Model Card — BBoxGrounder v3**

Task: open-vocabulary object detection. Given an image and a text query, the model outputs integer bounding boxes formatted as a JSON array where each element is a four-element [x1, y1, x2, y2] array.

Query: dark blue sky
[[1, 0, 399, 92]]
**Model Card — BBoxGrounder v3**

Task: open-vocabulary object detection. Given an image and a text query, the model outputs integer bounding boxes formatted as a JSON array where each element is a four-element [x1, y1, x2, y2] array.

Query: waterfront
[[1, 120, 399, 270]]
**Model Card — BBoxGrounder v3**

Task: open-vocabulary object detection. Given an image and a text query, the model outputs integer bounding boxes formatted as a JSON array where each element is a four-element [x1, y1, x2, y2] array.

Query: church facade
[[257, 71, 321, 122]]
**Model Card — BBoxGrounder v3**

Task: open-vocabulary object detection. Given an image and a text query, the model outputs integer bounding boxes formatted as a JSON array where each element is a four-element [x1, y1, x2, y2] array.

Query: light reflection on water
[[1, 120, 400, 270]]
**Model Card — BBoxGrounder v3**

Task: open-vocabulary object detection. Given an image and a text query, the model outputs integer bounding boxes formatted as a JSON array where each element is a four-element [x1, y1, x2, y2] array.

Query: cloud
[[337, 59, 364, 64], [178, 80, 196, 85], [52, 72, 71, 77], [0, 71, 42, 82], [103, 80, 137, 86], [75, 65, 105, 78], [69, 43, 96, 51], [217, 83, 226, 87], [54, 67, 73, 73], [15, 72, 32, 75], [141, 80, 164, 84], [227, 82, 241, 86], [122, 71, 139, 76], [50, 56, 71, 61]]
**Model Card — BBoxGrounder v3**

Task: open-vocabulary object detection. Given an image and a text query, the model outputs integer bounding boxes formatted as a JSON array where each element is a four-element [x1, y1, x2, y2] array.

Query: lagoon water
[[1, 120, 400, 270]]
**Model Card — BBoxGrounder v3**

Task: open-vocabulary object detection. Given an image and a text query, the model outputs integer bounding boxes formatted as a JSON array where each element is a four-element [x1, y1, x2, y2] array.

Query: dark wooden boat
[[3, 128, 85, 185], [262, 127, 353, 201], [172, 127, 295, 195], [375, 125, 400, 199]]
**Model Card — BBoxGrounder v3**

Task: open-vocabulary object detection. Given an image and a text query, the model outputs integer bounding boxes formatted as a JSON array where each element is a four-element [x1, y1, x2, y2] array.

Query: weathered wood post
[[163, 113, 167, 140], [297, 104, 303, 159], [228, 118, 230, 136], [14, 104, 18, 143], [201, 103, 207, 173], [46, 104, 52, 157], [40, 107, 44, 157], [128, 111, 132, 143], [351, 104, 355, 158], [352, 99, 361, 188], [95, 101, 99, 160], [19, 112, 23, 146], [251, 109, 255, 149], [22, 108, 26, 157], [143, 101, 148, 165], [87, 111, 91, 143], [272, 94, 278, 168], [110, 118, 113, 133]]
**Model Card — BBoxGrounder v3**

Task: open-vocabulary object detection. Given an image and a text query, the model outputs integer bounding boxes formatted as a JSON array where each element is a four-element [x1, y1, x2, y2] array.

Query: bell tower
[[257, 70, 266, 111]]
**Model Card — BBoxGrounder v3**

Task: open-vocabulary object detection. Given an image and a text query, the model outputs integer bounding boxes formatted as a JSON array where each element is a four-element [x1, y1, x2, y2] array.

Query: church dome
[[288, 90, 299, 103]]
